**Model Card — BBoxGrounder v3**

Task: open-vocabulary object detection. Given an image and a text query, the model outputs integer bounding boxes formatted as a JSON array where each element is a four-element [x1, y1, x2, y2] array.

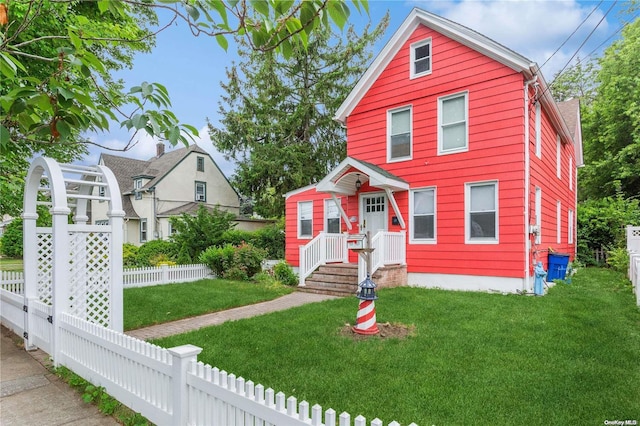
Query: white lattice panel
[[36, 231, 53, 304], [68, 231, 112, 327]]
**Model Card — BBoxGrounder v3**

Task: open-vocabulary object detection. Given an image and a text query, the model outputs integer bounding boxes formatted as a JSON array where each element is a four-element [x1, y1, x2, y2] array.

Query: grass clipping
[[340, 322, 416, 340]]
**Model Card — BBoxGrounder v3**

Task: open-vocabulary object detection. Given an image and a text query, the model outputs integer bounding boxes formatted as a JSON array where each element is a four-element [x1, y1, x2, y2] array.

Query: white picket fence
[[1, 264, 213, 292], [627, 226, 640, 306], [122, 264, 213, 288], [11, 308, 416, 426]]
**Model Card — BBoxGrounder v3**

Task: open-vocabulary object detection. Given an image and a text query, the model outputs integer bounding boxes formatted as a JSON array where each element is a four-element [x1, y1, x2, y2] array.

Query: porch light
[[355, 174, 362, 190]]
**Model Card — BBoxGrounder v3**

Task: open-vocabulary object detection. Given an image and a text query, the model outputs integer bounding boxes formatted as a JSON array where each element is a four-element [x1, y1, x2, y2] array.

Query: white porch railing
[[359, 231, 407, 283], [299, 231, 406, 286], [298, 232, 349, 286]]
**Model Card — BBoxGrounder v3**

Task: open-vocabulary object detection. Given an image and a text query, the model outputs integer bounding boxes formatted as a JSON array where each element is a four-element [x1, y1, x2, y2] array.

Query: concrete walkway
[[127, 291, 338, 340], [0, 326, 118, 425]]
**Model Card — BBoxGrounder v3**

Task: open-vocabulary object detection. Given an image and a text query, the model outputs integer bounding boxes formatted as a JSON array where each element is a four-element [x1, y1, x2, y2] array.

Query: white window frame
[[409, 187, 436, 244], [535, 102, 541, 158], [298, 201, 313, 239], [556, 200, 561, 244], [324, 199, 341, 234], [438, 91, 469, 155], [568, 209, 574, 244], [535, 187, 542, 245], [556, 134, 561, 179], [569, 157, 573, 191], [465, 181, 498, 244], [387, 106, 412, 162], [140, 219, 148, 243], [410, 38, 432, 79], [168, 221, 177, 236], [134, 178, 142, 190], [195, 181, 206, 202]]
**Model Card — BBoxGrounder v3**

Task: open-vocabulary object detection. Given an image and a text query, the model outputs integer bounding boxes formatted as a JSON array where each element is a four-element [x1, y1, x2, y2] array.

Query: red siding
[[347, 24, 527, 278]]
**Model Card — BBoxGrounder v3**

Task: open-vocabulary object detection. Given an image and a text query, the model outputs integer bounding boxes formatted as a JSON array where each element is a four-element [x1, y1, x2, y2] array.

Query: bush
[[0, 219, 23, 258], [122, 243, 140, 268], [136, 240, 178, 267], [220, 229, 254, 247], [199, 242, 267, 280], [606, 247, 630, 274], [253, 221, 285, 259], [170, 205, 236, 259], [273, 261, 298, 286], [577, 194, 640, 264], [175, 243, 192, 265]]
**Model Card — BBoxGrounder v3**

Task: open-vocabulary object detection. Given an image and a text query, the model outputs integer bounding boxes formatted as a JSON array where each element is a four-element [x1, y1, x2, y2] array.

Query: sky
[[83, 0, 635, 177]]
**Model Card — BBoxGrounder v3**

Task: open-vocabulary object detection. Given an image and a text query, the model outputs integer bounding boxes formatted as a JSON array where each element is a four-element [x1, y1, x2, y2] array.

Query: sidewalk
[[126, 291, 338, 340], [0, 291, 337, 425], [0, 326, 118, 425]]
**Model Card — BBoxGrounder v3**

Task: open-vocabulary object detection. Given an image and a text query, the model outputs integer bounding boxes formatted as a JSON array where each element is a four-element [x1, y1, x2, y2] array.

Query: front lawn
[[153, 268, 640, 425], [0, 257, 23, 271], [124, 279, 293, 330]]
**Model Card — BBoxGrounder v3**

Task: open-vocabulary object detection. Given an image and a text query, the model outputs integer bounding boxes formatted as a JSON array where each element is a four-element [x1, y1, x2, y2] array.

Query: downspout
[[523, 75, 537, 292]]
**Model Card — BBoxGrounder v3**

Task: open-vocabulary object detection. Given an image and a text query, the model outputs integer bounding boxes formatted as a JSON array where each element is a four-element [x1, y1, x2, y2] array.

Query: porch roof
[[316, 157, 409, 195]]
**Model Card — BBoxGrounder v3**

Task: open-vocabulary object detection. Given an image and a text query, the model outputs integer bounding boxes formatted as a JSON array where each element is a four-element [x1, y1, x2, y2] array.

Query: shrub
[[220, 229, 254, 247], [253, 221, 285, 259], [606, 247, 630, 274], [170, 205, 236, 259], [273, 261, 298, 286], [175, 243, 192, 265], [199, 242, 267, 280], [136, 240, 178, 267], [0, 219, 22, 258], [122, 243, 140, 268]]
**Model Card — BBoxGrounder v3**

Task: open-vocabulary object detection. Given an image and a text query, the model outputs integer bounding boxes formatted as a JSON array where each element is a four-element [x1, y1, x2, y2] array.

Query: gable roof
[[557, 98, 584, 166], [100, 144, 238, 218], [316, 157, 409, 195], [334, 7, 574, 145]]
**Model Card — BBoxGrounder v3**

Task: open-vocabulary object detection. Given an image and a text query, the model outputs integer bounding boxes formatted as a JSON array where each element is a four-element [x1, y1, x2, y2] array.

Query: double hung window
[[439, 92, 468, 154], [466, 182, 498, 243]]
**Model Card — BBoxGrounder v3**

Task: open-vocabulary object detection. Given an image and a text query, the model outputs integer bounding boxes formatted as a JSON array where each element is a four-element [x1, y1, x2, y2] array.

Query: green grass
[[153, 268, 640, 425], [0, 257, 23, 271], [123, 279, 293, 330]]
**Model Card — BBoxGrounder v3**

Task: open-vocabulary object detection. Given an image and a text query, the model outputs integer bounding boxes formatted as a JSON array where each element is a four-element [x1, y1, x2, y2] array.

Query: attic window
[[410, 38, 432, 78], [197, 156, 204, 172], [134, 179, 142, 190]]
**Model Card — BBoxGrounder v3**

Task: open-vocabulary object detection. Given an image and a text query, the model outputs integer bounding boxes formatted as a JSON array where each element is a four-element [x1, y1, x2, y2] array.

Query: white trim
[[284, 183, 317, 199], [465, 180, 499, 244], [140, 218, 148, 243], [569, 157, 573, 191], [387, 105, 413, 162], [330, 192, 352, 231], [556, 134, 561, 179], [568, 209, 574, 244], [535, 186, 542, 245], [535, 102, 542, 158], [408, 272, 525, 294], [316, 157, 409, 194], [556, 200, 561, 244], [409, 187, 436, 244], [297, 200, 313, 239], [359, 191, 387, 233], [410, 37, 432, 79], [438, 91, 469, 155], [384, 187, 406, 229]]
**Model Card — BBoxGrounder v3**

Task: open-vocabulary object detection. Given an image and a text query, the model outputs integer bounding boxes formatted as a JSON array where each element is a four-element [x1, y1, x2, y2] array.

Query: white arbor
[[23, 157, 124, 362]]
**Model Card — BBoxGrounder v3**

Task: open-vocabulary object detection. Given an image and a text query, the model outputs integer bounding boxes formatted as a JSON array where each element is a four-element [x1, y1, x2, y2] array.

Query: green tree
[[209, 16, 388, 217], [1, 0, 367, 216], [579, 17, 640, 200], [169, 205, 236, 259], [550, 58, 598, 106]]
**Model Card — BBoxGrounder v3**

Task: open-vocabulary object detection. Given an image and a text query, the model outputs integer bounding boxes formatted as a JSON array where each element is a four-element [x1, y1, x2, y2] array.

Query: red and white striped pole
[[353, 298, 379, 335], [353, 274, 379, 335]]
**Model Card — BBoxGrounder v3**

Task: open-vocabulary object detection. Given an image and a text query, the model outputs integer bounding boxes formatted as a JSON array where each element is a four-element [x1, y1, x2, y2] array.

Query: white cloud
[[421, 0, 611, 77]]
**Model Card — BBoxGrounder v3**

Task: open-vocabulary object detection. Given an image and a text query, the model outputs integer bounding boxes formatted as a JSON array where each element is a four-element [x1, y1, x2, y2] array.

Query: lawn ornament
[[534, 261, 547, 296], [353, 274, 379, 335]]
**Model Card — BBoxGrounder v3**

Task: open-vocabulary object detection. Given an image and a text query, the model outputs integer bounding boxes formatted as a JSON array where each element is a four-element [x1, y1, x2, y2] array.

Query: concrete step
[[297, 284, 356, 297]]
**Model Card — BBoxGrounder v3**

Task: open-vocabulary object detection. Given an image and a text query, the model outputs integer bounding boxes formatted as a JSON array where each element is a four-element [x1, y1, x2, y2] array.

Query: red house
[[285, 8, 582, 294]]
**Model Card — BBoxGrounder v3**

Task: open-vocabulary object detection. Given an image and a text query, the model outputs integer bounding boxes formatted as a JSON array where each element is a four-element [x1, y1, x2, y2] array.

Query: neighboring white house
[[91, 143, 246, 246]]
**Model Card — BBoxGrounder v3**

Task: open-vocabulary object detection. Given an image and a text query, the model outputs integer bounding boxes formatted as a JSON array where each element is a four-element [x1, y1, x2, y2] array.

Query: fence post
[[162, 265, 169, 285], [168, 344, 202, 425]]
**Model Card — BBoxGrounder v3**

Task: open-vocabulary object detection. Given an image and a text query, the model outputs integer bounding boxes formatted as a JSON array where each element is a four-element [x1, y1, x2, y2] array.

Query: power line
[[540, 0, 618, 98], [539, 0, 603, 71]]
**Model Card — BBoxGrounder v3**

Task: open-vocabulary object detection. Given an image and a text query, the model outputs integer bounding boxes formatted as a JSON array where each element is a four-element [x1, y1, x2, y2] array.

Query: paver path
[[126, 291, 339, 340]]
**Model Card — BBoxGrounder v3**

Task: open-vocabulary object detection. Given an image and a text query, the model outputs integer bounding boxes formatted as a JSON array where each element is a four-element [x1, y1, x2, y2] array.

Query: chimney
[[156, 142, 165, 157]]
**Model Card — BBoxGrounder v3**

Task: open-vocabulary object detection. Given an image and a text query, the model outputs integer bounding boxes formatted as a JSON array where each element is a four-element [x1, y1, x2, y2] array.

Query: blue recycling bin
[[547, 253, 570, 281]]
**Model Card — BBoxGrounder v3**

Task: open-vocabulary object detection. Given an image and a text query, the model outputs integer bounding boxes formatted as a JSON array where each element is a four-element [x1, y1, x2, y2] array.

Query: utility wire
[[539, 0, 618, 99], [574, 13, 640, 66], [539, 0, 603, 71]]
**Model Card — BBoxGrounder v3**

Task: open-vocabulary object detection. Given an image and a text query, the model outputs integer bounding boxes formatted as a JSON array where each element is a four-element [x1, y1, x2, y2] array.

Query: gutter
[[523, 75, 537, 293]]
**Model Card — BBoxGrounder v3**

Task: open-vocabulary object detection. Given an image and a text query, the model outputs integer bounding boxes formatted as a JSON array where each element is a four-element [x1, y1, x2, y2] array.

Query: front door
[[360, 193, 387, 235]]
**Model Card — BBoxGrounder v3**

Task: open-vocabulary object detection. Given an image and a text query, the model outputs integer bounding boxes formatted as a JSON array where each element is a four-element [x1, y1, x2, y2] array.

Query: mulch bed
[[339, 322, 416, 340]]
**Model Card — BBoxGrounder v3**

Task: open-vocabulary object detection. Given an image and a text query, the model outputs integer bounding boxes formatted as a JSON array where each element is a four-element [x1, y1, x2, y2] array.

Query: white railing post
[[319, 232, 327, 266], [161, 265, 169, 285], [299, 245, 306, 286], [168, 344, 202, 426]]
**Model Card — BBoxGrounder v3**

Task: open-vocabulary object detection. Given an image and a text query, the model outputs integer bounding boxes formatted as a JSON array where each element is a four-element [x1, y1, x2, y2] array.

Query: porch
[[298, 231, 407, 294]]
